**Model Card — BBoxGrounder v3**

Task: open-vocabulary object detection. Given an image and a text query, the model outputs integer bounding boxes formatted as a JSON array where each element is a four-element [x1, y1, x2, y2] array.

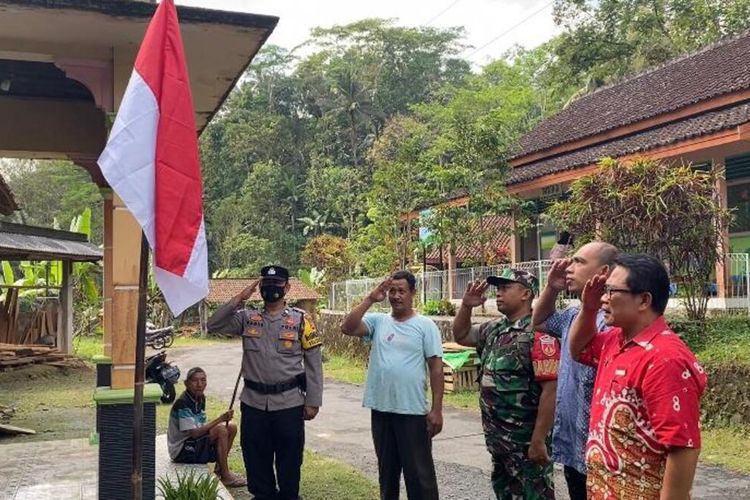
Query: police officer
[[451, 268, 560, 500], [207, 265, 323, 500]]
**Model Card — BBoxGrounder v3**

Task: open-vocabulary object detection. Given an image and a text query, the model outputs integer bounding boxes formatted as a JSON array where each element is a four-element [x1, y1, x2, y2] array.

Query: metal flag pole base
[[131, 232, 150, 500]]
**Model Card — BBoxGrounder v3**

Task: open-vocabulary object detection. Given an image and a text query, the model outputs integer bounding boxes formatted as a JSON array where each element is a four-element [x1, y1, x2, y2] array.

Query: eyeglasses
[[604, 285, 641, 297]]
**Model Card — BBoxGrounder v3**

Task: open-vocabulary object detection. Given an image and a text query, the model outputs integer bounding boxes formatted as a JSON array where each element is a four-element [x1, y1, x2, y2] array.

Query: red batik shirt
[[578, 316, 707, 499]]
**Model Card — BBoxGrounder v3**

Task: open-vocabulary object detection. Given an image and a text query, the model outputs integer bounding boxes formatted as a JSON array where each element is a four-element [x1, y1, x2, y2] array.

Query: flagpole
[[131, 232, 150, 500]]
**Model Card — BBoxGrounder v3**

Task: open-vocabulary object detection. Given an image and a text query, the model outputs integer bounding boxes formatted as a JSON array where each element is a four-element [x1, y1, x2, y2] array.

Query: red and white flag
[[98, 0, 207, 316]]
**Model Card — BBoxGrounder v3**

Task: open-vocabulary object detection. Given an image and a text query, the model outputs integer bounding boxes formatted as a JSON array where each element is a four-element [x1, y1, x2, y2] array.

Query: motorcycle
[[146, 322, 174, 350], [145, 350, 181, 404]]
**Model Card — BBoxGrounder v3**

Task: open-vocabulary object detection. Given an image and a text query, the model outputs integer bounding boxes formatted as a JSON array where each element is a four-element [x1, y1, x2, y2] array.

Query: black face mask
[[260, 285, 286, 302]]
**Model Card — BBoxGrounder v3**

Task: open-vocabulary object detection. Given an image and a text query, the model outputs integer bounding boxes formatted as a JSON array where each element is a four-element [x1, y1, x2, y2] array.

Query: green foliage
[[156, 470, 223, 500], [671, 314, 750, 363], [297, 267, 327, 291], [551, 0, 750, 91], [422, 299, 456, 317], [2, 160, 103, 244], [300, 235, 352, 284], [547, 157, 731, 320]]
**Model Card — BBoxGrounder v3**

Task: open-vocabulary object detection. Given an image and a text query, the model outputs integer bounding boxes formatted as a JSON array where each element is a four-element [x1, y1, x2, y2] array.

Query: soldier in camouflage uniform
[[452, 268, 561, 500]]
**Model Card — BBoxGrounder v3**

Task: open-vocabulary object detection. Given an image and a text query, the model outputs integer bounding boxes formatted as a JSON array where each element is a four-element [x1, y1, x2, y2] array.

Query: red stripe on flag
[[133, 0, 203, 277]]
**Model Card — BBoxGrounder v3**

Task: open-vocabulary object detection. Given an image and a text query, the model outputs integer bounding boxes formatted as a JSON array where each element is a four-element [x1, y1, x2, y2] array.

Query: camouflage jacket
[[475, 315, 560, 456]]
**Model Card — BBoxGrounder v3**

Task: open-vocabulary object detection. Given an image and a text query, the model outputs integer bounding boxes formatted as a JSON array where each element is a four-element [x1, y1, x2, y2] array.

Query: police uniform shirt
[[207, 301, 323, 411]]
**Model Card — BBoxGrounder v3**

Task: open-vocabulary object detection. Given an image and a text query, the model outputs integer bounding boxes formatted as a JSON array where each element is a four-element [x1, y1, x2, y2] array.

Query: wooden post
[[714, 158, 729, 300], [111, 194, 143, 389], [101, 189, 114, 357], [131, 234, 149, 500], [58, 260, 73, 354]]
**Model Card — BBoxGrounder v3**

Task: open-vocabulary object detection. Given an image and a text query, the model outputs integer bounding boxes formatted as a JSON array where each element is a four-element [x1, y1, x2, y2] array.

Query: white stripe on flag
[[154, 219, 208, 316], [98, 70, 158, 247]]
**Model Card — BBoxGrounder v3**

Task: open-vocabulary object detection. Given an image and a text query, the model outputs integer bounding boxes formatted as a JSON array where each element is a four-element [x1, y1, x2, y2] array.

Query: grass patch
[[700, 426, 750, 474], [72, 335, 103, 361], [324, 353, 367, 385], [0, 364, 96, 442], [444, 390, 479, 411]]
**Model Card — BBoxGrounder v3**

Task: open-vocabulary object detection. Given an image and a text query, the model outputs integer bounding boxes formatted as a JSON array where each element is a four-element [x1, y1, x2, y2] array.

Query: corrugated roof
[[507, 100, 750, 186], [0, 222, 101, 261], [513, 29, 750, 159], [206, 278, 321, 304]]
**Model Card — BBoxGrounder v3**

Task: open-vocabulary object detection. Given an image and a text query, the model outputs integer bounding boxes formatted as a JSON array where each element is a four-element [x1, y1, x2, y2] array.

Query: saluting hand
[[461, 281, 488, 309], [237, 280, 260, 302], [547, 258, 572, 292], [581, 273, 607, 311], [367, 278, 392, 303]]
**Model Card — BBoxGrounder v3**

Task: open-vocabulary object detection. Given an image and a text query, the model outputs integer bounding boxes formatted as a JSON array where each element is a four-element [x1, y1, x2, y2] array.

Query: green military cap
[[486, 268, 539, 295]]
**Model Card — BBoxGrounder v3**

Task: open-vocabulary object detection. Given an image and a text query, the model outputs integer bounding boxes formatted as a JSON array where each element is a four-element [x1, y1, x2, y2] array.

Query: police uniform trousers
[[241, 402, 305, 500]]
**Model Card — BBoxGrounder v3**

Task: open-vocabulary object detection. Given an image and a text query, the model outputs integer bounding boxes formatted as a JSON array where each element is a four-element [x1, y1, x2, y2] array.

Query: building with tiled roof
[[504, 29, 750, 271], [206, 278, 321, 315], [414, 30, 750, 297]]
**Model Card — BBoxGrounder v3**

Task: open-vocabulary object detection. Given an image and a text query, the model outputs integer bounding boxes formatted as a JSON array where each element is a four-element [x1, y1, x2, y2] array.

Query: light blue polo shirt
[[362, 312, 443, 415]]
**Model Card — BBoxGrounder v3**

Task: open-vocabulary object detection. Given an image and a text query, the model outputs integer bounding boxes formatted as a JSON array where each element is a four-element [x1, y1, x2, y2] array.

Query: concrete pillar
[[714, 158, 729, 299], [447, 250, 457, 300], [510, 213, 519, 264]]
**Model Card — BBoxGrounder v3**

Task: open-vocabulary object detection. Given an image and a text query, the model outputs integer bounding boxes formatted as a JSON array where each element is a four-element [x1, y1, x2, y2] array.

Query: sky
[[177, 0, 560, 66]]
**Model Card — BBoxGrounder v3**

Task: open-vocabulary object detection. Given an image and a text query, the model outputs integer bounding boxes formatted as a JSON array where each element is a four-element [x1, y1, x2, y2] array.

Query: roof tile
[[514, 30, 750, 158], [207, 278, 321, 304]]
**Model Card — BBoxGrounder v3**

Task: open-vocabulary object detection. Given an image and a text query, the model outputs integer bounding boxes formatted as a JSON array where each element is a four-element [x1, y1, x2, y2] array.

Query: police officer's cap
[[260, 265, 290, 281]]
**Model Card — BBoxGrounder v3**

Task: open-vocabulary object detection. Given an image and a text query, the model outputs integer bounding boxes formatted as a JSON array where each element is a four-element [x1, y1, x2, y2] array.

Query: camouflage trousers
[[491, 452, 554, 500]]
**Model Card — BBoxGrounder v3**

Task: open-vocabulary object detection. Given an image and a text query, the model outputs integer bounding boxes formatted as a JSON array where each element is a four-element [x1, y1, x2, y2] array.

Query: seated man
[[167, 367, 246, 488]]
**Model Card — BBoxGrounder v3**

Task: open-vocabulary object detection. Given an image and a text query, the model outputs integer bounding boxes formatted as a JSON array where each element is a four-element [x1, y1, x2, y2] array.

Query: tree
[[300, 235, 352, 285], [551, 0, 750, 90], [1, 160, 104, 244], [546, 157, 732, 320]]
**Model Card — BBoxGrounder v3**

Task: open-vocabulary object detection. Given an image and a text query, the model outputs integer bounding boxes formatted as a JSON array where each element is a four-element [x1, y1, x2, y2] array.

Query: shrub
[[422, 299, 456, 317], [157, 470, 223, 500], [547, 157, 732, 321]]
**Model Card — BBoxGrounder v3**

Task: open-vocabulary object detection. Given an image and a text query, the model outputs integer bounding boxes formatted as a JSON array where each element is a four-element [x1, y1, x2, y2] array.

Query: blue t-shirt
[[362, 312, 443, 415]]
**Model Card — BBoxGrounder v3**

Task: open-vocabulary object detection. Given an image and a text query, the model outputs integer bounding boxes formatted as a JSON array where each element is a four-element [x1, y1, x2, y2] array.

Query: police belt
[[244, 373, 306, 395]]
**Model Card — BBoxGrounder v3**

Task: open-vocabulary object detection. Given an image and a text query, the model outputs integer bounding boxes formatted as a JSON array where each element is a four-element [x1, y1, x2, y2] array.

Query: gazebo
[[0, 1, 278, 498]]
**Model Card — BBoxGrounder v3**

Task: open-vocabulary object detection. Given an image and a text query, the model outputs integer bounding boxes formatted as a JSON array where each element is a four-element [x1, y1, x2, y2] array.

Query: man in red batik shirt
[[568, 253, 707, 500]]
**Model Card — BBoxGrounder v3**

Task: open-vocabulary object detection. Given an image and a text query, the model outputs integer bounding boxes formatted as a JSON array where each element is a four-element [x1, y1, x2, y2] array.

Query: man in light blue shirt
[[342, 270, 444, 500], [532, 241, 618, 500]]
